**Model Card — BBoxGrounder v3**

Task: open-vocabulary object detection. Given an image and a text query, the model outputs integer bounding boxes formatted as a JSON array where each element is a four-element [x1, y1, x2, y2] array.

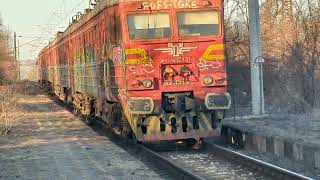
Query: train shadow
[[17, 101, 66, 113], [15, 80, 44, 96]]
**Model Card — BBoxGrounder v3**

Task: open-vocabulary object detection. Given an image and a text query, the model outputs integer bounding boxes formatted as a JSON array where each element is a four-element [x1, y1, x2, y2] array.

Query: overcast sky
[[0, 0, 88, 62]]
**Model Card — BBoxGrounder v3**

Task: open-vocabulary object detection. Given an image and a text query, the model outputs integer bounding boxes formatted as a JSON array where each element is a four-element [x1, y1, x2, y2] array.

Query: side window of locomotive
[[177, 10, 219, 37], [127, 13, 171, 40]]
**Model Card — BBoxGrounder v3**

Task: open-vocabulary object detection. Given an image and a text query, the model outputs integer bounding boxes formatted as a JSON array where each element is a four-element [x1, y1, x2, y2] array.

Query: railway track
[[136, 130, 314, 180], [36, 83, 313, 180], [140, 143, 314, 180], [91, 118, 314, 180], [206, 144, 313, 180]]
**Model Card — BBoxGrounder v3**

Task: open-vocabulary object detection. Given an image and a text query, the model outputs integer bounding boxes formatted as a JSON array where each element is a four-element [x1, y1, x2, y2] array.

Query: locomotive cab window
[[177, 10, 219, 37], [127, 13, 171, 40]]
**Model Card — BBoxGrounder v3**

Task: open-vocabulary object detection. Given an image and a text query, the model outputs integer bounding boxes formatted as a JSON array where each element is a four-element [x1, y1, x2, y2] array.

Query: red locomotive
[[38, 0, 231, 142]]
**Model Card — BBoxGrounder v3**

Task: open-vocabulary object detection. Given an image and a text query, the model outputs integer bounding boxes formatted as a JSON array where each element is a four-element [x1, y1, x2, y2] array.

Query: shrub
[[0, 85, 17, 134]]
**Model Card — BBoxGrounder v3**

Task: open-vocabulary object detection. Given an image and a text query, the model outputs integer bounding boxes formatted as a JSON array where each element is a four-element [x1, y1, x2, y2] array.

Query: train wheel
[[186, 138, 204, 150], [131, 134, 141, 144], [224, 127, 244, 149], [120, 113, 132, 138]]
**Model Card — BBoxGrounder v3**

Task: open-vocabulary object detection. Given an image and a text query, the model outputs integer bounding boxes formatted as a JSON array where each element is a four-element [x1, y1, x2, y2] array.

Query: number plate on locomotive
[[128, 98, 154, 114], [205, 93, 231, 110]]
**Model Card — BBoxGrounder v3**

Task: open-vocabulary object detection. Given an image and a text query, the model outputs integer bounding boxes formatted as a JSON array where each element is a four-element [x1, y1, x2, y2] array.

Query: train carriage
[[38, 0, 231, 142]]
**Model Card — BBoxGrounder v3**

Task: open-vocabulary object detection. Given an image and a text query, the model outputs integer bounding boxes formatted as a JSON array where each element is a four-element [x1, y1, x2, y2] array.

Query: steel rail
[[137, 144, 205, 180], [207, 143, 314, 180]]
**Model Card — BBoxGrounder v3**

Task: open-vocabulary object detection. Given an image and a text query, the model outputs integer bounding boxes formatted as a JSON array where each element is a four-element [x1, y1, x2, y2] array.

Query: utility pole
[[13, 32, 20, 80], [248, 0, 265, 115], [17, 40, 21, 80], [14, 32, 17, 61]]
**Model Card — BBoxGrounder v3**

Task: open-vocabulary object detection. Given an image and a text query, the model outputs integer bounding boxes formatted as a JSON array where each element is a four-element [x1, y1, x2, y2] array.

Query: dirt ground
[[0, 82, 164, 180]]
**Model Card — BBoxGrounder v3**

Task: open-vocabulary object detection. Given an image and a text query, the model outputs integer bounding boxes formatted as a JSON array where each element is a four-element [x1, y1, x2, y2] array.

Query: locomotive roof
[[39, 0, 140, 55]]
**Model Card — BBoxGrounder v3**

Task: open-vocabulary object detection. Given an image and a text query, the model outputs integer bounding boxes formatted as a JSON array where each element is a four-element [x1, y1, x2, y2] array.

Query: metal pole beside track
[[248, 0, 265, 115], [18, 40, 21, 80]]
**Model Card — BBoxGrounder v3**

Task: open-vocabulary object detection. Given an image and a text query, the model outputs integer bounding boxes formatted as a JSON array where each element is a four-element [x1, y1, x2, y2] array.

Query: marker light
[[164, 66, 174, 73], [163, 66, 176, 80], [143, 79, 153, 88], [180, 66, 192, 78], [203, 76, 214, 85]]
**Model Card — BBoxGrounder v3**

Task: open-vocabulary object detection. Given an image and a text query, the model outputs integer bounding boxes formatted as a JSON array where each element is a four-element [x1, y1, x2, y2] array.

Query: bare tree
[[225, 0, 320, 114], [285, 0, 320, 108], [0, 16, 17, 83]]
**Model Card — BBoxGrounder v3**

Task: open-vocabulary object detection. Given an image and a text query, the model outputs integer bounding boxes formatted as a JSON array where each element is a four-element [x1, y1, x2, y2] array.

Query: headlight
[[203, 76, 214, 85], [143, 79, 153, 88]]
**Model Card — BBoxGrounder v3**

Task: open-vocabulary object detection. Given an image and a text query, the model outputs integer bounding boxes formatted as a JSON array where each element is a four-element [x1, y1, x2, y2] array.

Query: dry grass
[[0, 85, 17, 134]]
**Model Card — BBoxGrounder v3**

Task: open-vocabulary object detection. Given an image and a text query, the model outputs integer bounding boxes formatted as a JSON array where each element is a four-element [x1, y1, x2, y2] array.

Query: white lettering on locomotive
[[160, 56, 195, 63], [163, 80, 191, 86], [144, 102, 151, 111], [142, 0, 199, 10]]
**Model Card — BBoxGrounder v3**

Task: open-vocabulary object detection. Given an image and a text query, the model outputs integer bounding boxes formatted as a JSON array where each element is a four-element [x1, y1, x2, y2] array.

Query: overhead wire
[[18, 1, 66, 61], [20, 0, 88, 61]]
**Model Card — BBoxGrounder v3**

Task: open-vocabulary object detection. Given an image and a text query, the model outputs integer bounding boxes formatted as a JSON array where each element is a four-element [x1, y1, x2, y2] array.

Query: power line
[[21, 0, 86, 58], [18, 39, 44, 48], [46, 0, 87, 35], [16, 35, 45, 39], [17, 0, 87, 61]]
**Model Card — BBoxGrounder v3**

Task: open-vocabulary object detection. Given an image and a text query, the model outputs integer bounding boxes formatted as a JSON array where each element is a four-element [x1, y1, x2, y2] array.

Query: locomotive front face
[[117, 0, 231, 141]]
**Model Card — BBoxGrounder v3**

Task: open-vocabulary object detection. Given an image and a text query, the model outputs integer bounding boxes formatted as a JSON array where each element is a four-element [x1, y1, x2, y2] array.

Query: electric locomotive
[[38, 0, 230, 142]]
